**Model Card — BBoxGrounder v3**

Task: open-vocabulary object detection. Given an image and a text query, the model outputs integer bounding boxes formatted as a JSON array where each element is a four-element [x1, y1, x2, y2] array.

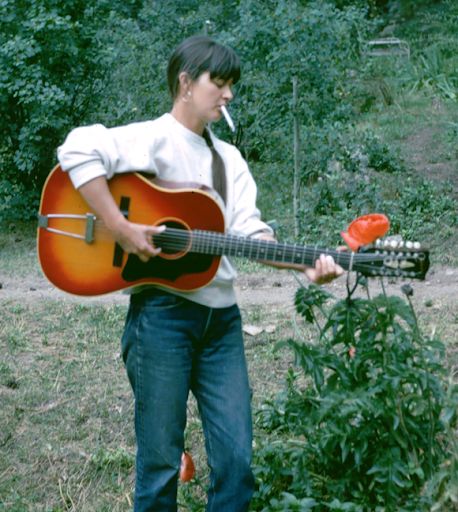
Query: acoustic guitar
[[37, 165, 429, 296]]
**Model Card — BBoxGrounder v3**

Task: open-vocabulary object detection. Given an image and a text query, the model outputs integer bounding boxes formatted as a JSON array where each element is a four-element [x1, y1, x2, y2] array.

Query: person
[[57, 35, 343, 512]]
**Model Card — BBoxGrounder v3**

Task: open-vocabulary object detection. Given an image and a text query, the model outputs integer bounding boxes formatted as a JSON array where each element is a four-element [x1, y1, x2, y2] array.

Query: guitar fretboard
[[153, 228, 370, 273]]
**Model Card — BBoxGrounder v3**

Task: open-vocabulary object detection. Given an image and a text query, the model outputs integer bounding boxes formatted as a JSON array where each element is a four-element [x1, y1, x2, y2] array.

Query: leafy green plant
[[363, 132, 405, 173], [0, 0, 144, 221], [252, 280, 457, 511]]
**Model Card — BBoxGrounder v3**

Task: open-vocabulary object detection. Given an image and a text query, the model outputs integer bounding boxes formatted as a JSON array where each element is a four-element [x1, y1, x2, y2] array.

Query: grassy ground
[[1, 220, 457, 510], [0, 226, 299, 511]]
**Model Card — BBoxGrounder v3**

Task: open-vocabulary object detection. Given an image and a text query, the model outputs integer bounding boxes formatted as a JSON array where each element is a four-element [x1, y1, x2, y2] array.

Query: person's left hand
[[305, 253, 344, 285], [256, 233, 344, 284]]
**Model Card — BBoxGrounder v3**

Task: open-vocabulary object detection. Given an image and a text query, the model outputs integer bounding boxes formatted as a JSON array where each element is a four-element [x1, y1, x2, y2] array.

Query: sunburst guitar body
[[37, 165, 224, 295]]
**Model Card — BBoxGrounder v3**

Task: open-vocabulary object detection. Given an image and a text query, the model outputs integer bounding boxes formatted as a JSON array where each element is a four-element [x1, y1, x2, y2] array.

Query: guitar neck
[[157, 228, 361, 271], [153, 227, 429, 280], [197, 230, 346, 266]]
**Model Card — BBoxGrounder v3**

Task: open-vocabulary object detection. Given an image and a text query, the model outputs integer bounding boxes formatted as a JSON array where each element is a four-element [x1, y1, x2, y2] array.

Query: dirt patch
[[1, 264, 456, 313], [402, 110, 457, 197]]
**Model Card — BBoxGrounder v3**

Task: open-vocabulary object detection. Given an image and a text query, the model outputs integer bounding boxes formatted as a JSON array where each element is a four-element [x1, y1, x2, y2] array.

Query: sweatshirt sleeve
[[57, 122, 156, 189], [228, 149, 274, 239]]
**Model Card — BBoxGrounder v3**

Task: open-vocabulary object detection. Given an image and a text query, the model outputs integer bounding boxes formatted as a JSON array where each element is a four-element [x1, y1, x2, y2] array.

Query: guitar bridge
[[38, 213, 96, 243]]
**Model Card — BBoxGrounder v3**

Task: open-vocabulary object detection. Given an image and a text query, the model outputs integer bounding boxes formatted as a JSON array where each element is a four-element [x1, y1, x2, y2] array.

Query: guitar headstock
[[356, 239, 430, 280]]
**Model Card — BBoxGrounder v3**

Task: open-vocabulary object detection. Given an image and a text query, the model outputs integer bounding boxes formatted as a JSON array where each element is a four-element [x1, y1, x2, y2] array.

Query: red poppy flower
[[179, 451, 195, 482], [341, 213, 390, 251]]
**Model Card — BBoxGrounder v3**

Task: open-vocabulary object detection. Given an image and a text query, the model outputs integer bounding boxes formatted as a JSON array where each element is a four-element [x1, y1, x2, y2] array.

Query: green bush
[[0, 0, 143, 221], [252, 281, 457, 511]]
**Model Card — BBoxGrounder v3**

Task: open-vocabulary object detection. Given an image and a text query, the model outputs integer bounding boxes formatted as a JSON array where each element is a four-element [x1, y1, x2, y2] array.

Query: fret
[[194, 231, 200, 252], [188, 230, 196, 251], [293, 244, 302, 265], [241, 238, 248, 258], [225, 234, 232, 256], [335, 249, 345, 267], [215, 232, 226, 255], [214, 232, 226, 255], [271, 242, 278, 262], [228, 234, 237, 257], [203, 231, 211, 254], [256, 240, 265, 260], [297, 246, 306, 266], [248, 238, 255, 259], [213, 232, 222, 255], [296, 246, 306, 266], [243, 237, 250, 259], [214, 232, 223, 255], [236, 236, 242, 258], [312, 245, 318, 266], [193, 231, 205, 253], [217, 232, 226, 255]]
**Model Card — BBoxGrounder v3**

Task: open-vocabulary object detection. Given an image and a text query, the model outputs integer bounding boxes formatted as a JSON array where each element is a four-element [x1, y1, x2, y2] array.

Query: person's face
[[187, 71, 234, 124]]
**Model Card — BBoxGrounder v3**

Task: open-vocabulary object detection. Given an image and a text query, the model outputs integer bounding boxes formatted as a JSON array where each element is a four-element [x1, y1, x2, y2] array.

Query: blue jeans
[[121, 288, 254, 511]]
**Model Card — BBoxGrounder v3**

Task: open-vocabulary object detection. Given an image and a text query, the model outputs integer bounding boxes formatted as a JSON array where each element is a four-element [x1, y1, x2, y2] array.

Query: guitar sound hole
[[153, 221, 190, 256]]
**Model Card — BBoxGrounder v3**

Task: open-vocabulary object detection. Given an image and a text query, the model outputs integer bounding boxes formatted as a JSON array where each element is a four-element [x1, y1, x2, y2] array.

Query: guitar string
[[91, 222, 421, 271], [151, 229, 420, 270], [92, 220, 421, 257], [151, 227, 418, 257]]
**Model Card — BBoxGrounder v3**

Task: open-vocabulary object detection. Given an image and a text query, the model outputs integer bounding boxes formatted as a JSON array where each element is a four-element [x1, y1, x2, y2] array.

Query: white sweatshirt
[[57, 113, 272, 308]]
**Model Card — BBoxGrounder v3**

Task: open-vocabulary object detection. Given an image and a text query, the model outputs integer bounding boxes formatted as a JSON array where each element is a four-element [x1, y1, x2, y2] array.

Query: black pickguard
[[122, 253, 214, 282]]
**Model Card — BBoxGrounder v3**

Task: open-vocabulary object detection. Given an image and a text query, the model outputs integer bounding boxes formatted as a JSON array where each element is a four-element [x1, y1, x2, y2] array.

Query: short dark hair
[[167, 35, 241, 99]]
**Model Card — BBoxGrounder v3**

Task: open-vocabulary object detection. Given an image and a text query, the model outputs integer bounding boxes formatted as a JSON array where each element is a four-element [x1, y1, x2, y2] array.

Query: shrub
[[0, 0, 143, 221], [252, 280, 457, 511]]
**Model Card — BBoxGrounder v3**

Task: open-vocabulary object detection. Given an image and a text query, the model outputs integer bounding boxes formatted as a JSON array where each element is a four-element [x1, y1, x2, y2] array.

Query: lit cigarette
[[221, 105, 235, 133]]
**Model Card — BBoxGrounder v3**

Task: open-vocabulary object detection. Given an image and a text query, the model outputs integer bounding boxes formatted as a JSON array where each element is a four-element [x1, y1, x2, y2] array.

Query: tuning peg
[[413, 242, 421, 250]]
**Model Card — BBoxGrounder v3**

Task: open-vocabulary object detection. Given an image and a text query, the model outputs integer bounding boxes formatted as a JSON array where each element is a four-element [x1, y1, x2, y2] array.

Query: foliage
[[0, 0, 142, 220], [1, 0, 456, 264], [361, 0, 458, 102], [89, 0, 373, 163], [284, 117, 457, 248], [227, 0, 371, 164], [252, 280, 458, 511]]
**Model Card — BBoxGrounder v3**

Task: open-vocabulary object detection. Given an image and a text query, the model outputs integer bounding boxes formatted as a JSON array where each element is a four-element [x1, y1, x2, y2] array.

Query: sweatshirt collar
[[165, 113, 208, 147]]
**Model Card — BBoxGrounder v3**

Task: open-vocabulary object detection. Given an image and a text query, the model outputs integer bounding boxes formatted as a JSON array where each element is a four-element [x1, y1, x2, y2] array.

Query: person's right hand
[[110, 217, 165, 262]]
